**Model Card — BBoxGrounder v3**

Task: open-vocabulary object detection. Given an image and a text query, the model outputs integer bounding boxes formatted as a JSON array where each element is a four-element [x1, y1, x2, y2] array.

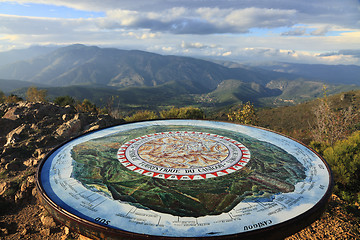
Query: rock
[[40, 228, 50, 236], [56, 118, 82, 138], [64, 226, 70, 235], [0, 181, 10, 195], [5, 124, 28, 146], [62, 114, 72, 121], [14, 191, 24, 202], [1, 228, 9, 235], [40, 215, 56, 228], [78, 234, 93, 240], [23, 158, 37, 167], [2, 106, 21, 120], [32, 187, 37, 197], [20, 228, 27, 235], [27, 175, 35, 184]]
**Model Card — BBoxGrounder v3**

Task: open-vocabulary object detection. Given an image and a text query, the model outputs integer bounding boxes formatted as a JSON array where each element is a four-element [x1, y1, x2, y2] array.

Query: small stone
[[32, 187, 37, 197], [23, 158, 34, 167], [64, 226, 70, 235], [41, 215, 56, 228], [78, 234, 93, 240], [21, 228, 27, 235], [20, 182, 28, 192], [40, 228, 50, 236], [0, 181, 9, 195], [27, 175, 35, 183], [1, 228, 9, 235]]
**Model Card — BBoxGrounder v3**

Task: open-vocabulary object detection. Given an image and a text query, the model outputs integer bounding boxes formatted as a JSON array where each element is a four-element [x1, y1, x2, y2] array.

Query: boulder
[[5, 124, 29, 146], [56, 118, 82, 138]]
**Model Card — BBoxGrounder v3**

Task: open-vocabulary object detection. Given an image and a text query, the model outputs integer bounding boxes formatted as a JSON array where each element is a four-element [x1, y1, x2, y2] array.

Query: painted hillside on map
[[71, 125, 306, 217]]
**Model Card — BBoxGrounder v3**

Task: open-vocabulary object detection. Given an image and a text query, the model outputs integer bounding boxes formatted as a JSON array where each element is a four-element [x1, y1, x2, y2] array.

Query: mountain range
[[0, 44, 358, 109]]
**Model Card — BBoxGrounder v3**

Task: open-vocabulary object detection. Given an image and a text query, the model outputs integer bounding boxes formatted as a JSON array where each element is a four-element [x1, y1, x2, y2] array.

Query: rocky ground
[[0, 102, 359, 239]]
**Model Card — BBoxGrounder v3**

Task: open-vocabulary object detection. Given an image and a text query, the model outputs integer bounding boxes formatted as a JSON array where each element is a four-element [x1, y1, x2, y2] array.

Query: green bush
[[322, 131, 360, 204], [227, 102, 258, 125], [54, 95, 75, 107], [125, 110, 158, 122], [160, 107, 204, 119], [75, 99, 99, 114], [26, 86, 47, 102]]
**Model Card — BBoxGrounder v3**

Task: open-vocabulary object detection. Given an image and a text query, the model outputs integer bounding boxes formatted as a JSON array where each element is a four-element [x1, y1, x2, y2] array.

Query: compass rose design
[[118, 131, 250, 180]]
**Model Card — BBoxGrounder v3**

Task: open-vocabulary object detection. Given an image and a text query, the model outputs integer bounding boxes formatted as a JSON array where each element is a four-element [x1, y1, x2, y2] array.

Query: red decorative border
[[117, 132, 250, 180]]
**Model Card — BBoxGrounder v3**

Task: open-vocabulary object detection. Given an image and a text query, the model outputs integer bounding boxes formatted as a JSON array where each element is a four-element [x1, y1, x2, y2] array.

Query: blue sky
[[0, 2, 104, 18], [0, 0, 359, 65]]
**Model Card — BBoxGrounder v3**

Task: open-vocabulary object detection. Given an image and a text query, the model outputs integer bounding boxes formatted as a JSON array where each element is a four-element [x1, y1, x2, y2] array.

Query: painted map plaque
[[36, 120, 332, 239]]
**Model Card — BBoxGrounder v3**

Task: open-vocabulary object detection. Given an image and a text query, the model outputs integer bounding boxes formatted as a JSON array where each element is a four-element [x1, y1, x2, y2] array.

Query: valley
[[0, 44, 359, 114]]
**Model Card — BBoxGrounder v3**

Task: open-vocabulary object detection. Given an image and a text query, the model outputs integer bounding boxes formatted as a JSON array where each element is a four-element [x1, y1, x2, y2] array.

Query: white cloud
[[310, 25, 331, 36], [222, 51, 232, 56], [181, 41, 206, 49], [281, 27, 306, 36]]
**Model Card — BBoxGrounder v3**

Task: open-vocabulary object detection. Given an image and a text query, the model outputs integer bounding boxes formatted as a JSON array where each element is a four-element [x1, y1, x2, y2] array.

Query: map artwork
[[37, 120, 332, 239]]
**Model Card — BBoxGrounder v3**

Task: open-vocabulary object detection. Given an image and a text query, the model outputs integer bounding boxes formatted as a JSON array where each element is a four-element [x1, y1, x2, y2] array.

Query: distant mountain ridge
[[0, 45, 59, 67], [253, 62, 360, 86], [1, 44, 359, 108], [0, 44, 298, 94]]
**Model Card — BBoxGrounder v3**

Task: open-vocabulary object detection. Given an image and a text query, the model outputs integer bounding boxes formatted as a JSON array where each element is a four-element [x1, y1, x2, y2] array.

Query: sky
[[0, 0, 360, 65]]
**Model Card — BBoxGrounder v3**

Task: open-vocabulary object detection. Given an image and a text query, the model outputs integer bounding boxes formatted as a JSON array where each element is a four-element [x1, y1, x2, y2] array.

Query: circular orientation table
[[36, 120, 333, 239]]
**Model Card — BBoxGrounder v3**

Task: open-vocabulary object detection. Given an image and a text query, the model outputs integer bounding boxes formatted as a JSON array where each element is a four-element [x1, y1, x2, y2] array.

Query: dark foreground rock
[[0, 101, 123, 239], [0, 101, 359, 239]]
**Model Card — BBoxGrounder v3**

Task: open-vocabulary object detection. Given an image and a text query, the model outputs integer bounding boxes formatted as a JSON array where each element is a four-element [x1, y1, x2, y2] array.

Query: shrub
[[54, 95, 75, 107], [125, 110, 158, 122], [160, 107, 204, 119], [322, 131, 360, 204], [75, 99, 99, 114], [5, 94, 23, 103], [227, 102, 258, 125], [26, 86, 47, 102], [312, 86, 359, 145]]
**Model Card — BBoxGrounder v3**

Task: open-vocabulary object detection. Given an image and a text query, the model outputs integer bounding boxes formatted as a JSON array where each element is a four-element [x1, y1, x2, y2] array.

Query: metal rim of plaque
[[36, 120, 333, 240]]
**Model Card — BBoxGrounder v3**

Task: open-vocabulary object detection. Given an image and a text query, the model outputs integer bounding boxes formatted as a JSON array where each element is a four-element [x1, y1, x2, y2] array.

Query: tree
[[227, 102, 258, 125], [311, 86, 358, 146], [75, 99, 99, 113], [26, 86, 47, 102]]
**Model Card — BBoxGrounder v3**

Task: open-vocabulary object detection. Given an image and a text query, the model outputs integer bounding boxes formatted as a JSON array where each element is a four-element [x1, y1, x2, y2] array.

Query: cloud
[[319, 49, 360, 58], [180, 41, 217, 49], [232, 47, 360, 65], [99, 7, 297, 35], [0, 14, 94, 35], [281, 27, 306, 36], [0, 1, 359, 66], [1, 1, 359, 35], [126, 32, 158, 39], [310, 26, 331, 36]]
